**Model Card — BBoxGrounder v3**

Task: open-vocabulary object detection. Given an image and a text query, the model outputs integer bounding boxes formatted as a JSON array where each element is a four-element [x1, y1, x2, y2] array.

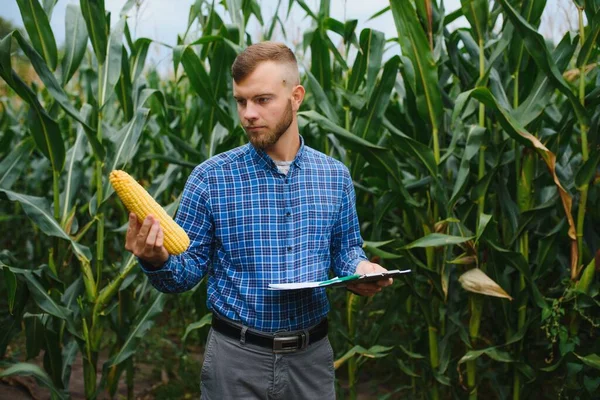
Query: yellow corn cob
[[109, 170, 190, 255]]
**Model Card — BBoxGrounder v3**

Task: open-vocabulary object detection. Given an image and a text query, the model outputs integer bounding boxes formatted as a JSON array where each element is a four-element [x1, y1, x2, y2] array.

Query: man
[[125, 41, 393, 399]]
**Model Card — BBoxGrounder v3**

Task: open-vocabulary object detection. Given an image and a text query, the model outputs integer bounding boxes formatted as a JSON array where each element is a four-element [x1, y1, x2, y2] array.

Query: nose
[[242, 102, 259, 123]]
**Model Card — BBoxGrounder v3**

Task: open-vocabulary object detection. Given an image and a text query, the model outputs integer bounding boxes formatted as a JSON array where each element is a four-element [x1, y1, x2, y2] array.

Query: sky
[[1, 0, 579, 75]]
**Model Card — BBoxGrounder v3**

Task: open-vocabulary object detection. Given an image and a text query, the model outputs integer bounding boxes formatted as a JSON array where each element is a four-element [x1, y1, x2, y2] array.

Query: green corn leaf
[[454, 87, 577, 273], [476, 213, 492, 242], [61, 4, 89, 85], [0, 35, 65, 173], [576, 13, 600, 67], [11, 31, 95, 131], [21, 272, 72, 321], [575, 151, 600, 189], [399, 345, 425, 359], [293, 0, 318, 20], [403, 234, 475, 249], [367, 6, 390, 21], [0, 363, 67, 399], [181, 45, 231, 129], [397, 359, 420, 377], [100, 108, 150, 205], [449, 126, 486, 206], [130, 38, 152, 84], [373, 192, 396, 228], [445, 7, 464, 25], [98, 17, 125, 107], [459, 347, 514, 364], [0, 189, 91, 261], [353, 56, 400, 141], [0, 137, 35, 190], [499, 0, 589, 125], [42, 0, 58, 16], [514, 32, 577, 126], [107, 292, 167, 366], [586, 0, 600, 22], [334, 345, 392, 370], [460, 0, 489, 43], [119, 0, 136, 16], [24, 314, 45, 359], [342, 19, 358, 46], [300, 110, 418, 206], [363, 241, 404, 260], [3, 268, 17, 314], [61, 105, 92, 225], [306, 71, 339, 124], [309, 28, 332, 91], [61, 339, 78, 389], [507, 0, 546, 75], [16, 0, 58, 70], [225, 0, 244, 44], [470, 166, 498, 202], [486, 242, 547, 309], [299, 110, 386, 151], [348, 29, 385, 94], [182, 313, 212, 344], [80, 0, 108, 64], [323, 33, 349, 71], [390, 1, 443, 134], [208, 34, 235, 103], [7, 31, 104, 160], [384, 119, 438, 178], [115, 46, 133, 121], [575, 353, 600, 370], [43, 327, 63, 389]]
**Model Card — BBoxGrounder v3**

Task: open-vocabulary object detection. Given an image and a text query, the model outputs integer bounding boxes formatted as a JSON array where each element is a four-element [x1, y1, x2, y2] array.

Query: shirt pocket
[[307, 203, 337, 254]]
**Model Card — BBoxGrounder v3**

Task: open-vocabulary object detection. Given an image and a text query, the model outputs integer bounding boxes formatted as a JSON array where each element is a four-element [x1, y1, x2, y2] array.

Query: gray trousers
[[200, 328, 336, 400]]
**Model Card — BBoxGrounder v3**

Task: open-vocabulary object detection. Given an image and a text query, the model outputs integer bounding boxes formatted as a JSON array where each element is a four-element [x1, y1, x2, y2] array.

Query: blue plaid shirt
[[141, 137, 367, 332]]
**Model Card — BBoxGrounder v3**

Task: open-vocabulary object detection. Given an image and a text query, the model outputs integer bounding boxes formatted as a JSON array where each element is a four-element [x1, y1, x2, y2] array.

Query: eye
[[236, 99, 246, 106], [257, 97, 270, 104]]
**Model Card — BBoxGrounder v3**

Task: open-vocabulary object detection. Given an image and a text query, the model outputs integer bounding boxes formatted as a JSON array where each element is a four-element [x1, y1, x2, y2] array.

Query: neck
[[265, 119, 300, 162]]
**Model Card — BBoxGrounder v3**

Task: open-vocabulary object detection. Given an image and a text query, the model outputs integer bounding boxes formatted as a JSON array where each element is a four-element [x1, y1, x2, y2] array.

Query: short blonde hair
[[231, 41, 298, 83]]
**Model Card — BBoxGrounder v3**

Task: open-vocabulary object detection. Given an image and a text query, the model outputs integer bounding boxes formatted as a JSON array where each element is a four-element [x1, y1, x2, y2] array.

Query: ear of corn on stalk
[[109, 170, 190, 255]]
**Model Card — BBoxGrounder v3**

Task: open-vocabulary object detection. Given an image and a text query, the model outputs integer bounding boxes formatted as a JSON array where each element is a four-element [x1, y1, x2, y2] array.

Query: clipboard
[[267, 269, 411, 290]]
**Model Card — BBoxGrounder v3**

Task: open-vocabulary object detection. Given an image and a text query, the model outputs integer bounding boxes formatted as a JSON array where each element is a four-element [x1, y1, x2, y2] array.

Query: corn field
[[1, 0, 599, 398]]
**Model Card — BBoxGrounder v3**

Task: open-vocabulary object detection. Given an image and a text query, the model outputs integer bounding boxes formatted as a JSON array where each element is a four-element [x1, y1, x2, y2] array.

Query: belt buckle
[[273, 331, 306, 353]]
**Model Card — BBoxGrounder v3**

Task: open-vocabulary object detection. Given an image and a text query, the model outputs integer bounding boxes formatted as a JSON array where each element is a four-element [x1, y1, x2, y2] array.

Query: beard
[[244, 100, 293, 150]]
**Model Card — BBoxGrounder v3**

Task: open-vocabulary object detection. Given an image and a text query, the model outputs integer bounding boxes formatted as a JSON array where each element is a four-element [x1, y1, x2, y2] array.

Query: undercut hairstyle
[[232, 41, 299, 85]]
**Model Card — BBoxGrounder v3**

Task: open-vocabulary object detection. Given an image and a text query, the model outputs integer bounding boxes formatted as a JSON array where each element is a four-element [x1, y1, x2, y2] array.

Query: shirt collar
[[249, 135, 306, 172]]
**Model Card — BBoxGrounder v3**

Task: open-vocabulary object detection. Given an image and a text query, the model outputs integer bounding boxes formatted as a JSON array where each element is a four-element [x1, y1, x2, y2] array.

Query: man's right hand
[[125, 212, 169, 269]]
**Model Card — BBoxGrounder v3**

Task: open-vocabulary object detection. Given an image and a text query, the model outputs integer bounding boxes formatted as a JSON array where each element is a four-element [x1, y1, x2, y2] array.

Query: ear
[[291, 85, 305, 112]]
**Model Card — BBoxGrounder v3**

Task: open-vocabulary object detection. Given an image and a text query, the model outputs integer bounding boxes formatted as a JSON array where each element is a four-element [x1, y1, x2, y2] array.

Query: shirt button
[[287, 246, 292, 251], [286, 212, 291, 217]]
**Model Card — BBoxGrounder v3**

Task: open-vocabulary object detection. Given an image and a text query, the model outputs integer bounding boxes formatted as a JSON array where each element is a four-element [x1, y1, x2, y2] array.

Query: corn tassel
[[109, 170, 189, 255]]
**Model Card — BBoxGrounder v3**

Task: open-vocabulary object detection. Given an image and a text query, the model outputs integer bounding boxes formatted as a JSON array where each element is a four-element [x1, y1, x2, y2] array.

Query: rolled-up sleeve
[[140, 167, 214, 293], [330, 174, 367, 277]]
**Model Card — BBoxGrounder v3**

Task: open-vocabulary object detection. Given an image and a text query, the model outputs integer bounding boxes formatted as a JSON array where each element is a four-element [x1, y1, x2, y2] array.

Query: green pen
[[318, 274, 361, 286]]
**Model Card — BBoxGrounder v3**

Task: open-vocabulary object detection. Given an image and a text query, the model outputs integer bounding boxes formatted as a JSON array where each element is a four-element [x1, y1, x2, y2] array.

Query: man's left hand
[[346, 260, 393, 296]]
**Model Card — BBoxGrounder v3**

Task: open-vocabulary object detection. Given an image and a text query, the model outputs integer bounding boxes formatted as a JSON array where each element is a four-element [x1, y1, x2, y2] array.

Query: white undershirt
[[274, 160, 293, 175]]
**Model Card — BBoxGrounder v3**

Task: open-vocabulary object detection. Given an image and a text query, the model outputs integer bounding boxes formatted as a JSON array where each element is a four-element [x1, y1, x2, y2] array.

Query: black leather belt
[[211, 313, 328, 353]]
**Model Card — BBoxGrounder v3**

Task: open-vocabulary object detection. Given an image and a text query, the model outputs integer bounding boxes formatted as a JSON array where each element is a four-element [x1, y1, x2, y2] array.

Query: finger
[[377, 278, 393, 287], [137, 215, 154, 245], [351, 282, 380, 292], [125, 213, 139, 245], [155, 225, 165, 249], [144, 221, 160, 251]]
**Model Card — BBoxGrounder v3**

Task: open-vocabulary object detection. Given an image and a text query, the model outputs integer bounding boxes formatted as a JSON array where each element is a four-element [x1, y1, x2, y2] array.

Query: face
[[233, 61, 299, 150]]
